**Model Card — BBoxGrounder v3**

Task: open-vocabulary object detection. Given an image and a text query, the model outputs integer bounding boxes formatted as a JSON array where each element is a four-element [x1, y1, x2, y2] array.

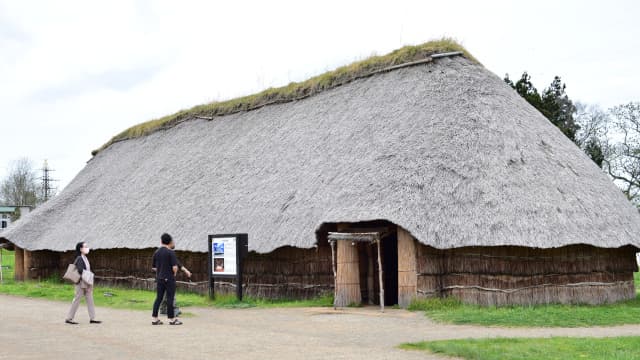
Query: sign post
[[208, 234, 248, 300]]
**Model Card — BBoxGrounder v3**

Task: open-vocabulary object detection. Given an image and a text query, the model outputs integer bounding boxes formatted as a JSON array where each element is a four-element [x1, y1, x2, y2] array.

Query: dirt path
[[2, 295, 640, 360]]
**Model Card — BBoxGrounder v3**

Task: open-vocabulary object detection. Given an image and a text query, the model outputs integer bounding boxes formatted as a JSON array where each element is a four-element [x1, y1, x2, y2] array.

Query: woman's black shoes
[[66, 319, 101, 324]]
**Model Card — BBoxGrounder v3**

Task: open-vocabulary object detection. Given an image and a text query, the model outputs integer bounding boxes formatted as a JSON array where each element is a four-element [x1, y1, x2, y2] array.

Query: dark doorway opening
[[316, 219, 399, 307], [382, 231, 398, 306]]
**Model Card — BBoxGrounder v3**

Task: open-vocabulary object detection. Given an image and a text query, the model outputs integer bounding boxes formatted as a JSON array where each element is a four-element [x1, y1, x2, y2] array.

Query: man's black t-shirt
[[152, 247, 178, 281]]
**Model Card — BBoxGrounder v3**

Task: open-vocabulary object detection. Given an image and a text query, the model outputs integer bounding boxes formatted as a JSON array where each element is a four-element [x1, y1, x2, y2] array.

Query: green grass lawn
[[408, 295, 640, 327], [0, 249, 332, 310], [0, 248, 15, 281], [400, 337, 640, 360], [0, 277, 332, 310], [404, 270, 640, 327]]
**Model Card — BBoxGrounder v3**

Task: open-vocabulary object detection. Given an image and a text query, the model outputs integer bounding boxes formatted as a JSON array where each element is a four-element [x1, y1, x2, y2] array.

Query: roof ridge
[[92, 39, 474, 156]]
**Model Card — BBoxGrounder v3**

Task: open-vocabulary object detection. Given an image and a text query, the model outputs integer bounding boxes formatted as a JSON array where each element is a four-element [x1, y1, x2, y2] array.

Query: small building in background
[[0, 206, 32, 230]]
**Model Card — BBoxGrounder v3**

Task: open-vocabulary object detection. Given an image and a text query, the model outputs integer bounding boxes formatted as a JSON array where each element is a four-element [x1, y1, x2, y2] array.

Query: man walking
[[151, 233, 182, 325], [160, 245, 192, 317]]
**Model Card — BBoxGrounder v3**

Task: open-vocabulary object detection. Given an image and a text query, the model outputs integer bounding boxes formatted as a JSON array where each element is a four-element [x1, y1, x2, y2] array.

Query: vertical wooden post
[[23, 249, 33, 280], [14, 247, 24, 281], [376, 238, 384, 312], [367, 245, 375, 305], [330, 240, 337, 310], [397, 227, 417, 308], [335, 239, 361, 307]]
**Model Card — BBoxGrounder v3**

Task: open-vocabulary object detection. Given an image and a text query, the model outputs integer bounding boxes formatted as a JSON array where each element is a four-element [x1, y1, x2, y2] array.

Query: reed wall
[[15, 241, 638, 306], [21, 244, 333, 299], [416, 244, 638, 305]]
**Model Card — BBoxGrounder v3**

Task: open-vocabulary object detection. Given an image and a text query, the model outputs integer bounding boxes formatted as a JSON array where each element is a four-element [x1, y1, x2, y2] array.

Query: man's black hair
[[161, 233, 172, 245]]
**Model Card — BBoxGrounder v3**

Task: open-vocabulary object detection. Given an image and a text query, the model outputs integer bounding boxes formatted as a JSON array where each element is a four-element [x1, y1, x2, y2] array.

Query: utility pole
[[39, 160, 58, 202]]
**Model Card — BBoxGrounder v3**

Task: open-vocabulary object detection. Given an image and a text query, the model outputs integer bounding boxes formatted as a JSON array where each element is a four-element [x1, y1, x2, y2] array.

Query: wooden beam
[[23, 249, 32, 280], [377, 239, 384, 312], [330, 240, 337, 310], [14, 247, 24, 281]]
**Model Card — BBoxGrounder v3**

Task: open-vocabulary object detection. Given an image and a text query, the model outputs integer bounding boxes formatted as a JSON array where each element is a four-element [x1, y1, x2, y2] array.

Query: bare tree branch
[[0, 158, 39, 207]]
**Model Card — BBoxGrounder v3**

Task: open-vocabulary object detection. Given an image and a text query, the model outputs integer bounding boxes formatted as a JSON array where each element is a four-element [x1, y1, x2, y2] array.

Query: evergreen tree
[[584, 137, 605, 168], [540, 76, 579, 141], [505, 72, 606, 167], [505, 73, 580, 142], [505, 72, 543, 110]]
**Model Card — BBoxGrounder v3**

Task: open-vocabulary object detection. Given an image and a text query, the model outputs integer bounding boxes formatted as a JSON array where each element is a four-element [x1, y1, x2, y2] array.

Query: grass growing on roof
[[92, 38, 475, 156], [399, 337, 640, 360]]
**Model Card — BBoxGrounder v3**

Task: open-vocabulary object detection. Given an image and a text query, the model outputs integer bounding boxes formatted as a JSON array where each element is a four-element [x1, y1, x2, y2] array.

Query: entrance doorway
[[381, 232, 398, 306], [323, 220, 399, 308], [323, 221, 418, 309]]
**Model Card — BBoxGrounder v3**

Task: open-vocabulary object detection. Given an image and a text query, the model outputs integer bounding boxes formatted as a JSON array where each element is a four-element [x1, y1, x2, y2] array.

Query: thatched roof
[[4, 41, 640, 253], [91, 38, 474, 156]]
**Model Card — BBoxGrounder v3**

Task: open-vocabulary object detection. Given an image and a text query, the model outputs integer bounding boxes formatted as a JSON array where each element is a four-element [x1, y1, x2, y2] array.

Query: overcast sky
[[1, 0, 639, 191]]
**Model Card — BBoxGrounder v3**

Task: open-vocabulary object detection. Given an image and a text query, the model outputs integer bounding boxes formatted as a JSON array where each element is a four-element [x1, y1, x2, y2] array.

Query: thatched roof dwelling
[[3, 39, 639, 306]]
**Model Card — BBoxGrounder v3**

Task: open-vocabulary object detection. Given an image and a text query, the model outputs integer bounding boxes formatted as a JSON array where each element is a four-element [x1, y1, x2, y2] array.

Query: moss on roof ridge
[[92, 38, 476, 156]]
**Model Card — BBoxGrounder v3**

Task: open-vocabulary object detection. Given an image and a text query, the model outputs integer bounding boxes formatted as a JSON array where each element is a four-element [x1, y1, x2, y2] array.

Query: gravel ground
[[2, 294, 640, 360]]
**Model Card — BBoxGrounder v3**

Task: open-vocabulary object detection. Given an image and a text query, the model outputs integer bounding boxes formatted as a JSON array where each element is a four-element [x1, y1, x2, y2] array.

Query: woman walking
[[65, 242, 101, 325]]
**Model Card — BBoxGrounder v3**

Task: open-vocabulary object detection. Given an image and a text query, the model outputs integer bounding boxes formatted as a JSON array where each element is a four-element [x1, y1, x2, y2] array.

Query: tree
[[0, 158, 39, 208], [505, 73, 605, 168], [540, 76, 579, 141], [576, 101, 640, 207], [584, 137, 605, 168], [504, 72, 543, 110], [505, 73, 579, 142], [575, 102, 608, 167], [604, 102, 640, 206], [506, 71, 638, 206]]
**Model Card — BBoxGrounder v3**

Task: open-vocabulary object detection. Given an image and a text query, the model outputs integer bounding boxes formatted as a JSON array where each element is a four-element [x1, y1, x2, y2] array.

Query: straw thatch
[[3, 42, 640, 255]]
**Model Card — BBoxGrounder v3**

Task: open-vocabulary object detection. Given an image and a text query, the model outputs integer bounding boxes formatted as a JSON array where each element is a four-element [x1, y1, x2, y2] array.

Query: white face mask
[[81, 246, 90, 255]]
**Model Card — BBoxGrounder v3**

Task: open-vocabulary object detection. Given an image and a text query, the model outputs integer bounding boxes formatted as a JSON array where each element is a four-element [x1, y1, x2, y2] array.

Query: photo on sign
[[214, 258, 225, 272], [213, 242, 224, 256], [210, 236, 237, 276]]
